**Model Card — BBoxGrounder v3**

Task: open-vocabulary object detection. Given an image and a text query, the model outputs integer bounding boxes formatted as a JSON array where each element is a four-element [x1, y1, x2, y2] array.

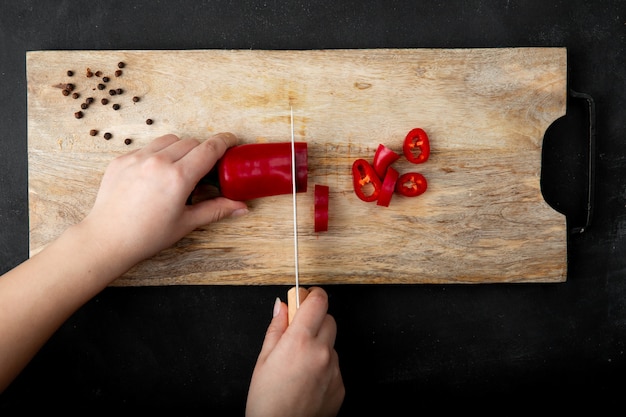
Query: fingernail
[[272, 297, 281, 318], [231, 208, 249, 218]]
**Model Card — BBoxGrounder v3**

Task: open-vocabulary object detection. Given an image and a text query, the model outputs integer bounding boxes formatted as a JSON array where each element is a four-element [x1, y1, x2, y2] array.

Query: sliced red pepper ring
[[372, 143, 400, 179], [314, 184, 329, 232], [352, 158, 381, 203], [395, 172, 428, 197], [376, 166, 399, 207], [403, 128, 431, 164]]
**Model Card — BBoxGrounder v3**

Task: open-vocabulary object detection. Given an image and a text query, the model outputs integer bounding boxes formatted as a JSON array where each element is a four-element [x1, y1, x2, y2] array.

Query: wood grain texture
[[26, 48, 567, 285]]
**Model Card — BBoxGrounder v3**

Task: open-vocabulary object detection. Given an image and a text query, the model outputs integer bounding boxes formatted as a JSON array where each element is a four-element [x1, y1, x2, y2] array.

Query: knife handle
[[287, 287, 310, 324]]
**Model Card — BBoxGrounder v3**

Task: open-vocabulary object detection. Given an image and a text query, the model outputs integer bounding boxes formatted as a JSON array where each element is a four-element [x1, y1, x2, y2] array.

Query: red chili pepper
[[376, 166, 399, 207], [314, 184, 329, 232], [403, 128, 430, 164], [372, 144, 400, 179], [352, 158, 381, 202], [216, 142, 308, 201], [395, 172, 427, 197]]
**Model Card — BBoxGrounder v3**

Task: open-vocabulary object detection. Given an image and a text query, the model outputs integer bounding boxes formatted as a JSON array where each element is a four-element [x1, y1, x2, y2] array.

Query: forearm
[[0, 222, 133, 392]]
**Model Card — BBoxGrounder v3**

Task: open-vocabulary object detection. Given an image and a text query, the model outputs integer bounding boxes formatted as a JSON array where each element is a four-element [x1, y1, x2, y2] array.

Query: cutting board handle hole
[[541, 90, 596, 234]]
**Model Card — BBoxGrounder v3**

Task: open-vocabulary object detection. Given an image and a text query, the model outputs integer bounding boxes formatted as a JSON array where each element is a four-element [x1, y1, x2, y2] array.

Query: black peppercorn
[[132, 96, 140, 102], [112, 104, 120, 110], [74, 111, 83, 119], [86, 97, 94, 104], [67, 70, 74, 76], [66, 83, 74, 91], [72, 92, 79, 99], [146, 119, 153, 125], [109, 89, 117, 96], [101, 98, 109, 105], [97, 83, 105, 90], [89, 129, 98, 136], [80, 103, 88, 110], [118, 62, 125, 68], [103, 76, 110, 82], [95, 70, 102, 77], [115, 70, 122, 77], [104, 132, 112, 140], [116, 88, 123, 95], [86, 68, 93, 77], [124, 138, 132, 145], [62, 89, 70, 96]]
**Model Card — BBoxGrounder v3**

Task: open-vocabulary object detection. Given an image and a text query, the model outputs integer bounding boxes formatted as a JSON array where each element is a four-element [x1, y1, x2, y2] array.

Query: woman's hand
[[81, 133, 248, 270], [246, 287, 345, 417]]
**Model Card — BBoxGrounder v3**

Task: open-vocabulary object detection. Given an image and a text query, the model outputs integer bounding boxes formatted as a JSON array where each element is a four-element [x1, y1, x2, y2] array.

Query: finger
[[184, 196, 248, 229], [178, 132, 238, 183], [291, 287, 329, 336], [316, 313, 338, 347], [140, 134, 181, 153], [157, 137, 201, 162], [256, 298, 289, 363]]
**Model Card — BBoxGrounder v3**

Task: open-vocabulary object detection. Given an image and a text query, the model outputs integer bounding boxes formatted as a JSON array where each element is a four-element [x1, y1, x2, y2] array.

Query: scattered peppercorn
[[112, 104, 120, 110], [86, 97, 94, 104], [89, 129, 98, 136], [109, 89, 117, 96], [66, 83, 75, 91], [118, 62, 125, 68], [101, 98, 109, 105], [67, 70, 74, 76], [74, 111, 83, 119], [80, 103, 88, 110], [104, 132, 112, 140], [62, 89, 70, 96], [103, 76, 110, 82], [146, 119, 153, 125], [124, 138, 132, 145], [86, 68, 93, 77], [72, 92, 80, 99], [116, 88, 123, 95], [97, 83, 105, 90], [132, 96, 140, 102], [95, 70, 102, 77], [115, 70, 122, 77]]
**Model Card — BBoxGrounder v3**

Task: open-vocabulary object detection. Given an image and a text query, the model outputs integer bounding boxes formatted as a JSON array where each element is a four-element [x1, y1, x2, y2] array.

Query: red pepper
[[376, 166, 399, 207], [372, 144, 400, 179], [216, 142, 308, 201], [403, 128, 430, 164], [314, 184, 329, 232], [352, 158, 381, 202], [395, 172, 427, 197]]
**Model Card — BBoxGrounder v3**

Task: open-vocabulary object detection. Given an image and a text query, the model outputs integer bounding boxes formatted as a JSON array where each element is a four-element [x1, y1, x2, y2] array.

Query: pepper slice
[[314, 184, 329, 232], [395, 172, 428, 197], [403, 128, 431, 164], [376, 166, 399, 207], [216, 142, 308, 201], [352, 158, 381, 202], [372, 143, 400, 179]]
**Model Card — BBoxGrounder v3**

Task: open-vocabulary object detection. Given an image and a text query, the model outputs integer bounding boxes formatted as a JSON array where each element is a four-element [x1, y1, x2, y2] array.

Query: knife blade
[[287, 106, 308, 324]]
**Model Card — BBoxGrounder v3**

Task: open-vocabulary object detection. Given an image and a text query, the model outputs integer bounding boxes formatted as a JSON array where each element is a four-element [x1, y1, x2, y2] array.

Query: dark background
[[1, 0, 625, 414]]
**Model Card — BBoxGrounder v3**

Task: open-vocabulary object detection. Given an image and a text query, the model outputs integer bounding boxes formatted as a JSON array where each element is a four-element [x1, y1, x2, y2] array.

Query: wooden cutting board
[[26, 48, 567, 286]]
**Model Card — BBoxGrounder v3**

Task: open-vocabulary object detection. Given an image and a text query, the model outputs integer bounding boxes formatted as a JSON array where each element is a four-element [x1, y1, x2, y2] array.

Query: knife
[[287, 106, 309, 324]]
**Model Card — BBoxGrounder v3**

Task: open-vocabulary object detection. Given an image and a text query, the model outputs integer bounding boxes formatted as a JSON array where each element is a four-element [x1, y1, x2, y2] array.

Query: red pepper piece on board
[[395, 172, 428, 197], [352, 158, 381, 202], [217, 142, 308, 201], [314, 184, 329, 232], [372, 143, 400, 179], [403, 128, 431, 164], [377, 166, 399, 207]]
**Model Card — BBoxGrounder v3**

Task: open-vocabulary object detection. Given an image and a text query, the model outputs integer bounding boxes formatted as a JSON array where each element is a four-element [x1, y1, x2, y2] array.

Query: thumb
[[257, 297, 289, 363], [186, 196, 248, 227]]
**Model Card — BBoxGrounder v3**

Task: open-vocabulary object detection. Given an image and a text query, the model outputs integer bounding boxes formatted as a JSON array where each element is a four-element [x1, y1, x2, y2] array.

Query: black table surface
[[1, 0, 625, 414]]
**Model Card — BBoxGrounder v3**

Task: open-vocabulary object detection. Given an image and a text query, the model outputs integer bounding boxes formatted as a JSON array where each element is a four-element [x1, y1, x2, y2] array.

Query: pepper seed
[[146, 118, 153, 125], [74, 111, 83, 119], [66, 83, 75, 91], [104, 132, 112, 140], [115, 70, 122, 77], [116, 88, 123, 95], [62, 89, 70, 96], [124, 138, 132, 145], [67, 70, 74, 76], [101, 98, 109, 105], [86, 68, 93, 77], [89, 129, 98, 136], [95, 70, 102, 77], [117, 62, 125, 68], [102, 76, 110, 82], [132, 96, 140, 102], [97, 83, 105, 90], [109, 89, 117, 96], [72, 92, 80, 99], [86, 97, 94, 104], [112, 104, 120, 110], [80, 103, 88, 110]]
